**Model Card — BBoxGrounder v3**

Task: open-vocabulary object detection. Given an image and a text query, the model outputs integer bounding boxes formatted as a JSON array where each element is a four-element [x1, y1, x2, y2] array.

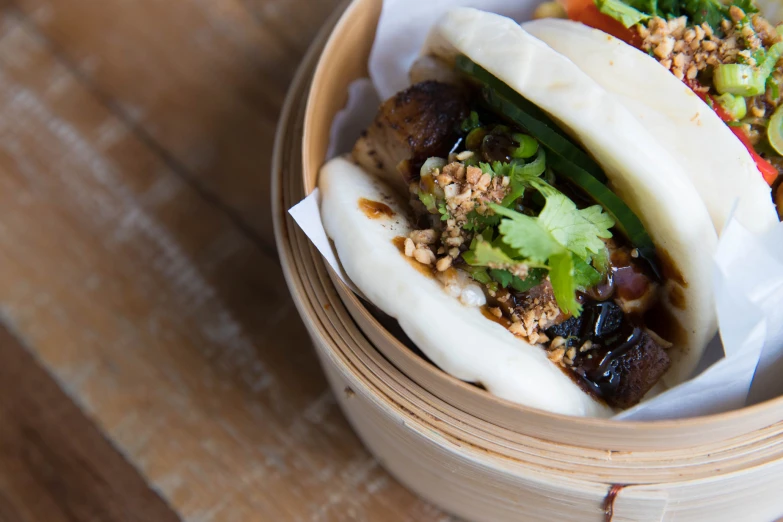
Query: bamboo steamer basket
[[272, 1, 783, 520]]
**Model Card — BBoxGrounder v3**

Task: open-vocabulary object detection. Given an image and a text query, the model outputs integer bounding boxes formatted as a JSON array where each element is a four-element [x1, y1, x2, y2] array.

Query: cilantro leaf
[[418, 191, 436, 213], [489, 196, 612, 317], [489, 268, 514, 288], [437, 202, 450, 221], [732, 0, 758, 14], [683, 0, 725, 30], [509, 268, 546, 292], [573, 255, 603, 291], [656, 0, 681, 16], [595, 0, 754, 32], [536, 195, 614, 261], [462, 266, 493, 285], [462, 239, 517, 266], [500, 179, 526, 208], [493, 205, 565, 264], [461, 111, 481, 133], [487, 268, 546, 293], [463, 210, 501, 231], [479, 162, 495, 176], [548, 252, 582, 317]]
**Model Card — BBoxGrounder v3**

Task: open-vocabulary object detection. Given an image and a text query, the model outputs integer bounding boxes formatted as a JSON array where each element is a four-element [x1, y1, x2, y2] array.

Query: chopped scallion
[[714, 63, 766, 97], [767, 104, 783, 155], [511, 133, 539, 159], [420, 157, 446, 177], [715, 93, 747, 120]]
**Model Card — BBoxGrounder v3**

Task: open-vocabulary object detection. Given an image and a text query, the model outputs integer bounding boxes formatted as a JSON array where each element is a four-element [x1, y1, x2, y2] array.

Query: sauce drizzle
[[481, 306, 512, 328], [392, 236, 434, 278], [358, 198, 395, 219], [658, 248, 687, 287]]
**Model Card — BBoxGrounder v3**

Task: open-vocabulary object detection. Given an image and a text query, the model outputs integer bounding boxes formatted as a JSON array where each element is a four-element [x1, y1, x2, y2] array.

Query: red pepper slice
[[728, 126, 779, 185], [690, 87, 779, 186], [564, 0, 641, 45]]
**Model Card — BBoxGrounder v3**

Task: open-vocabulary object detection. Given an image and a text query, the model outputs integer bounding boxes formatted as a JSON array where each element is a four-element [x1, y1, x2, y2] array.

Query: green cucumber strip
[[455, 55, 608, 183]]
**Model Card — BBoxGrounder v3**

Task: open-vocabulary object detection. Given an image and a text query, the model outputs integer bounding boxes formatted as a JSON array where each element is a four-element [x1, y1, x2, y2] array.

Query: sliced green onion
[[715, 93, 747, 120], [420, 157, 446, 177], [714, 64, 766, 96], [500, 181, 525, 208], [769, 76, 781, 102], [767, 104, 783, 155], [715, 43, 783, 97], [511, 133, 539, 159], [513, 148, 547, 178], [465, 127, 487, 150], [759, 42, 783, 78], [455, 55, 608, 183], [462, 265, 493, 285], [417, 191, 437, 213]]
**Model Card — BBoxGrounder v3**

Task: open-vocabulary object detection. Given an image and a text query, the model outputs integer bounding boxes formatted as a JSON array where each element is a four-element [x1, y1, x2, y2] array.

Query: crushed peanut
[[404, 237, 415, 257], [436, 256, 452, 272], [550, 336, 566, 350], [413, 247, 436, 265], [639, 12, 783, 119], [547, 347, 565, 364]]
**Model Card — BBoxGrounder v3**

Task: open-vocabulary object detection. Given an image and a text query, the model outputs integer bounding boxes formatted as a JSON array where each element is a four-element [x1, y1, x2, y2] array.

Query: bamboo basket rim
[[296, 0, 783, 444]]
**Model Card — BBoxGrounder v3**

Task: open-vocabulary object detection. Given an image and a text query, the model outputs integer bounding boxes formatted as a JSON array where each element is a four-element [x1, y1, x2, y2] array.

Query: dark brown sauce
[[609, 247, 651, 302], [658, 248, 687, 287], [577, 326, 643, 398], [668, 284, 686, 310], [392, 236, 434, 278], [359, 198, 395, 219], [645, 302, 687, 347], [481, 306, 512, 328], [603, 484, 625, 522], [613, 265, 650, 301], [482, 133, 516, 163], [419, 173, 436, 193], [555, 362, 607, 404]]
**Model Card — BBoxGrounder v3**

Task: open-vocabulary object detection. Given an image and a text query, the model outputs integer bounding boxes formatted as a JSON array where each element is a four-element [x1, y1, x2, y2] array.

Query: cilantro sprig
[[463, 171, 614, 316]]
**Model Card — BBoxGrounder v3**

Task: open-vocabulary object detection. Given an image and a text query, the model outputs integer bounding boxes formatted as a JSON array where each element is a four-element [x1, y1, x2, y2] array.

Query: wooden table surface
[[0, 0, 452, 520]]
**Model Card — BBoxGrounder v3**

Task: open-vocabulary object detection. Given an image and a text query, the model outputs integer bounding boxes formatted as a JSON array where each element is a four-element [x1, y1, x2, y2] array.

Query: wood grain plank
[[0, 323, 182, 522], [9, 0, 343, 247], [0, 11, 444, 522]]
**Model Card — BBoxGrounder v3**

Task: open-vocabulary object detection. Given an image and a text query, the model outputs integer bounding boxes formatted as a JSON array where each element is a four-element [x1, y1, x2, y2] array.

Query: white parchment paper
[[289, 0, 783, 420]]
